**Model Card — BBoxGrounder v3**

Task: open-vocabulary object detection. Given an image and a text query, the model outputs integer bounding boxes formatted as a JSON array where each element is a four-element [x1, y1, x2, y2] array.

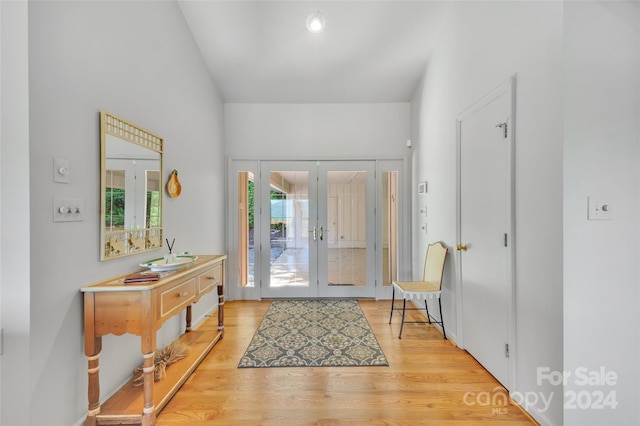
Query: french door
[[259, 161, 376, 298], [318, 161, 376, 298]]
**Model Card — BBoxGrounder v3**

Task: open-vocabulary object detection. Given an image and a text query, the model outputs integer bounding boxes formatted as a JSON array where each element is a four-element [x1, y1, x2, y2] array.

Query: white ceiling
[[178, 1, 448, 103]]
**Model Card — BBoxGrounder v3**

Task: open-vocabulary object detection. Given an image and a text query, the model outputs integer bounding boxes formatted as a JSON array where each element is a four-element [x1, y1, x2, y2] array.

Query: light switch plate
[[588, 196, 612, 220], [53, 198, 85, 222], [53, 158, 70, 183]]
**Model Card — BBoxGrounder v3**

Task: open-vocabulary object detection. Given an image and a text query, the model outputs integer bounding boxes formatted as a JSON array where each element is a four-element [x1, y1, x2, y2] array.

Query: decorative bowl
[[140, 254, 198, 272]]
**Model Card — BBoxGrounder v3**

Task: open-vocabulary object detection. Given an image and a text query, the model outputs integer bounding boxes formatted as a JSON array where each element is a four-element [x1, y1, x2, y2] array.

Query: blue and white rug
[[238, 299, 389, 368]]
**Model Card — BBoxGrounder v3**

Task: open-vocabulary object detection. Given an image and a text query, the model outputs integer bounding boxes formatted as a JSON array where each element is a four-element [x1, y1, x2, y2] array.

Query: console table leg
[[84, 292, 102, 425], [185, 305, 192, 332], [141, 350, 155, 426], [218, 284, 224, 338], [86, 338, 102, 426], [85, 350, 101, 426]]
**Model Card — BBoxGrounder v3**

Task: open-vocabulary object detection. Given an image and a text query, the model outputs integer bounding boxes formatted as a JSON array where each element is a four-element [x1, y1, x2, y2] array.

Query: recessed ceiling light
[[306, 11, 326, 33]]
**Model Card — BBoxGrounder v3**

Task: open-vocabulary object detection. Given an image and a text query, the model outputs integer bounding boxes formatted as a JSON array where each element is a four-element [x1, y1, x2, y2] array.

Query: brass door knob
[[456, 244, 468, 251]]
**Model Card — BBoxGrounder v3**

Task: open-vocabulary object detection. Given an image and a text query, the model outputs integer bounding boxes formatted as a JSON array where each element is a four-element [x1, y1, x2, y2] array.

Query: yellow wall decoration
[[166, 169, 182, 198]]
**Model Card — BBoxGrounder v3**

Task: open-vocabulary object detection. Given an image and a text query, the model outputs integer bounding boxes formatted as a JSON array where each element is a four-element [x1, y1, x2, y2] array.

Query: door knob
[[456, 244, 468, 251]]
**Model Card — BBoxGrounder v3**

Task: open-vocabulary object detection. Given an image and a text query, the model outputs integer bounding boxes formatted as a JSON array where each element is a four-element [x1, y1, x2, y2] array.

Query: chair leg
[[389, 286, 395, 324], [424, 299, 432, 324], [439, 297, 446, 340], [399, 299, 407, 339]]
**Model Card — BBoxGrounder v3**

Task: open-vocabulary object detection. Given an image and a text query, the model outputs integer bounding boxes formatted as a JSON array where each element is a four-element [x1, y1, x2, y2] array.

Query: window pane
[[327, 171, 366, 287]]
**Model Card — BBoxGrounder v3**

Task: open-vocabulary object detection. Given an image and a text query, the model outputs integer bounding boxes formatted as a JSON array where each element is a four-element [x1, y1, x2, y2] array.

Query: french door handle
[[311, 226, 317, 241], [319, 226, 324, 241]]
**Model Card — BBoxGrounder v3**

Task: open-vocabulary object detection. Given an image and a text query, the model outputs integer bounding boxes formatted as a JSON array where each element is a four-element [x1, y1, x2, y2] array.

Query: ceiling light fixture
[[306, 11, 326, 33]]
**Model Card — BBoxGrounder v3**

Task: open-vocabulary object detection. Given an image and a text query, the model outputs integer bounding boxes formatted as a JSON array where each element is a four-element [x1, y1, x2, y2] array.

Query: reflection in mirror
[[100, 111, 163, 260]]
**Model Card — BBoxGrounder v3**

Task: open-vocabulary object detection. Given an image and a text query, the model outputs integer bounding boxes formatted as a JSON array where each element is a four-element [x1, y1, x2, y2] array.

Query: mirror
[[100, 111, 163, 260]]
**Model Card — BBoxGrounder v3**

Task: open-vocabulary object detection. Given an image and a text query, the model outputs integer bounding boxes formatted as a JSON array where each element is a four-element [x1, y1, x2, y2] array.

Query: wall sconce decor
[[167, 169, 182, 198]]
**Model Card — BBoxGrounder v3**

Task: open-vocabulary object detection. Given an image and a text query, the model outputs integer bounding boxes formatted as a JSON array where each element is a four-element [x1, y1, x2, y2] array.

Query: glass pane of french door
[[318, 161, 376, 298], [260, 161, 318, 298], [381, 171, 398, 287]]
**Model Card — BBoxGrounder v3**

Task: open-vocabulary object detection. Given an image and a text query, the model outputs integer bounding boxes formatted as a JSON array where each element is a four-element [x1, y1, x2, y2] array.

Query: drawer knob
[[179, 292, 188, 297], [207, 276, 216, 280]]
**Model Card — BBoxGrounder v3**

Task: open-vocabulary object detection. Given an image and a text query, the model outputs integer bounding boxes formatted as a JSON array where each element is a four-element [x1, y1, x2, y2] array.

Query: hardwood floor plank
[[156, 300, 536, 425]]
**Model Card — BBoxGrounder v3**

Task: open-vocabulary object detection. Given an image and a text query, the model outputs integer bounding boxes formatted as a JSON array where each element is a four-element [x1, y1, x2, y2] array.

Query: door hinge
[[0, 328, 4, 355], [505, 343, 509, 358], [496, 122, 508, 138], [504, 233, 508, 247]]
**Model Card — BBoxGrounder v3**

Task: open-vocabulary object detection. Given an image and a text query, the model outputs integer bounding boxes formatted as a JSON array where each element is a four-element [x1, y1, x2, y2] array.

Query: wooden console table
[[81, 254, 226, 425]]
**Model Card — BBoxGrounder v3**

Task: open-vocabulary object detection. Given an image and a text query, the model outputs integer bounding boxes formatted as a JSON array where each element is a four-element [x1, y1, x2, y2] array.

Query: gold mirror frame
[[100, 111, 163, 260]]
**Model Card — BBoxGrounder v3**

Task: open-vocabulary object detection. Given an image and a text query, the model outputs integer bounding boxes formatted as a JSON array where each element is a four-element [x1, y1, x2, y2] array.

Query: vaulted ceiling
[[178, 1, 448, 103]]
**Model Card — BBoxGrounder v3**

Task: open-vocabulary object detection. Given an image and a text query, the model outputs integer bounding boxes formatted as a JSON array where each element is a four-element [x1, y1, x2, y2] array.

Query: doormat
[[238, 299, 389, 368]]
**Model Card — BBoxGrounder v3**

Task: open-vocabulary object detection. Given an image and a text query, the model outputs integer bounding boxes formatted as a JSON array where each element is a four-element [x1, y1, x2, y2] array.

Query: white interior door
[[458, 80, 514, 388]]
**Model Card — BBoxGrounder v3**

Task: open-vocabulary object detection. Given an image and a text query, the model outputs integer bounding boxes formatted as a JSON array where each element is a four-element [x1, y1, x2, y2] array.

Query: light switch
[[54, 158, 70, 183], [588, 196, 612, 221], [53, 198, 84, 222], [418, 182, 427, 194]]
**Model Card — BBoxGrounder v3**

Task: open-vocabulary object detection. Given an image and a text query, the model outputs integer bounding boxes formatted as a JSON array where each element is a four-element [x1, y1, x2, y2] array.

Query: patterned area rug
[[238, 299, 389, 368]]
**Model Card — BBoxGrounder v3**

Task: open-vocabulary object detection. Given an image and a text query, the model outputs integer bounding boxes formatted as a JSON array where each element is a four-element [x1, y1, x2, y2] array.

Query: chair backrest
[[423, 241, 448, 289]]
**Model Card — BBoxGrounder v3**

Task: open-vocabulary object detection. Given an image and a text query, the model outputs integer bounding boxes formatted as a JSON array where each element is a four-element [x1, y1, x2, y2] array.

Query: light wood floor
[[156, 300, 536, 425]]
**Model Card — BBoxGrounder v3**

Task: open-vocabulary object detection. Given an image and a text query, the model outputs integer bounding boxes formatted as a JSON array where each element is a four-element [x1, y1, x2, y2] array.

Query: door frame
[[455, 77, 517, 391], [227, 158, 410, 302]]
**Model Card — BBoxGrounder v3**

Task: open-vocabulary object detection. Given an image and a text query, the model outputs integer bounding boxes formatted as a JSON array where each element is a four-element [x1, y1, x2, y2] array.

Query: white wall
[[411, 2, 563, 425], [1, 1, 32, 424], [27, 2, 225, 425], [225, 103, 410, 159], [564, 2, 640, 425]]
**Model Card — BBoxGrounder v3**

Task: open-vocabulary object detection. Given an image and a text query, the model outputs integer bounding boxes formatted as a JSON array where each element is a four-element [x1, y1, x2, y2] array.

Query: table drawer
[[160, 278, 196, 318], [198, 263, 221, 294]]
